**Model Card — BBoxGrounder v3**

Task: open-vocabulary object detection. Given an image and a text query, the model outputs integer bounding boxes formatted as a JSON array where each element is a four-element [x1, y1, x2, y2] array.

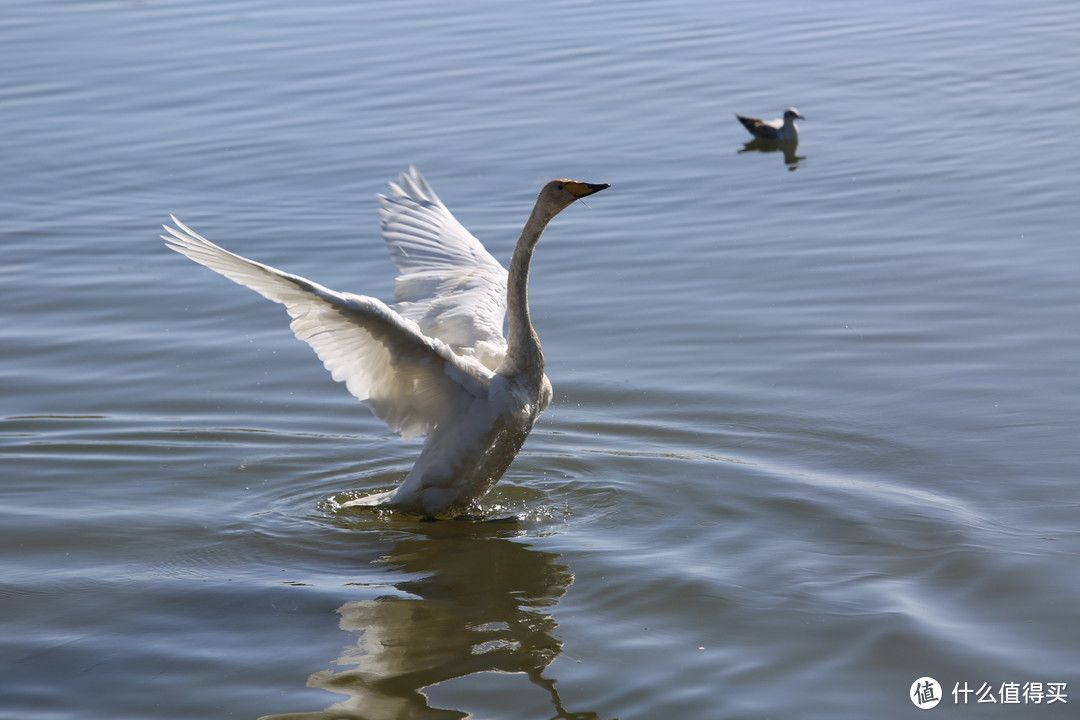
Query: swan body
[[735, 107, 805, 141], [163, 168, 607, 518]]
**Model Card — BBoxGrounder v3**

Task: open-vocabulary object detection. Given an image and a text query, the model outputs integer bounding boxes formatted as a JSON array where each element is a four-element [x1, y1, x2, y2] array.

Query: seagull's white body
[[735, 107, 805, 141], [163, 168, 607, 518]]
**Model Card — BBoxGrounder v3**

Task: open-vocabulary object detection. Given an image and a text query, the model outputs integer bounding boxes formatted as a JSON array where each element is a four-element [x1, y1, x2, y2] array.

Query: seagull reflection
[[738, 138, 806, 172], [260, 524, 600, 720]]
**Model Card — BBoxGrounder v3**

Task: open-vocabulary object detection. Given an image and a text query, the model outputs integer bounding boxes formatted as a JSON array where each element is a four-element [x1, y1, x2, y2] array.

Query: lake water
[[3, 1, 1079, 717]]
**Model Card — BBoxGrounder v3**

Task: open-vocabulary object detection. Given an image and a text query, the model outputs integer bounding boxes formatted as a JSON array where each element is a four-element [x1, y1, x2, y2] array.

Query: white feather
[[162, 216, 491, 441], [379, 168, 510, 370]]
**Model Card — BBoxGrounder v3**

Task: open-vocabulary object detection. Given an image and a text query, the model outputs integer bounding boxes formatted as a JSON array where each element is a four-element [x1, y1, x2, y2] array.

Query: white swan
[[162, 168, 608, 518], [735, 107, 805, 141]]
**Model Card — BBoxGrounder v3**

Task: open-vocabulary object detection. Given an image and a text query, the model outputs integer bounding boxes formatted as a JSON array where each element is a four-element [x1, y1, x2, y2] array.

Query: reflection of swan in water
[[259, 525, 600, 720], [163, 169, 608, 518], [738, 137, 806, 172]]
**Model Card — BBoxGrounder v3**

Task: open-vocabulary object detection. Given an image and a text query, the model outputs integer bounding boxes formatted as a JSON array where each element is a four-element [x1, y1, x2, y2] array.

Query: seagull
[[735, 107, 805, 141], [162, 168, 608, 518]]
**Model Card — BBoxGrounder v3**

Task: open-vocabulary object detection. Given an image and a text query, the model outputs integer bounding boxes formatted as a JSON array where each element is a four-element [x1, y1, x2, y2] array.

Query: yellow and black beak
[[564, 181, 610, 199]]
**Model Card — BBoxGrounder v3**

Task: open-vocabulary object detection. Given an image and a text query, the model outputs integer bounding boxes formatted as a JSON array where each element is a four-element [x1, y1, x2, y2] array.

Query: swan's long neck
[[500, 203, 552, 379]]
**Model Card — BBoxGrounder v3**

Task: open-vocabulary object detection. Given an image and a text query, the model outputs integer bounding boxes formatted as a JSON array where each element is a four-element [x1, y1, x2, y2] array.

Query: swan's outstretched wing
[[378, 167, 509, 371], [162, 217, 491, 440]]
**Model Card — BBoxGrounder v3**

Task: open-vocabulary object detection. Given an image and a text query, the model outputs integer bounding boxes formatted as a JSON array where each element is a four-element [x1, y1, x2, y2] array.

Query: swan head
[[537, 178, 610, 217], [784, 108, 805, 121]]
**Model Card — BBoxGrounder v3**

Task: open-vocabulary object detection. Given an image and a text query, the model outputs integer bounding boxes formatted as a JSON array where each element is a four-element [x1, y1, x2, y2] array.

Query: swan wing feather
[[378, 167, 509, 370], [162, 216, 490, 440]]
